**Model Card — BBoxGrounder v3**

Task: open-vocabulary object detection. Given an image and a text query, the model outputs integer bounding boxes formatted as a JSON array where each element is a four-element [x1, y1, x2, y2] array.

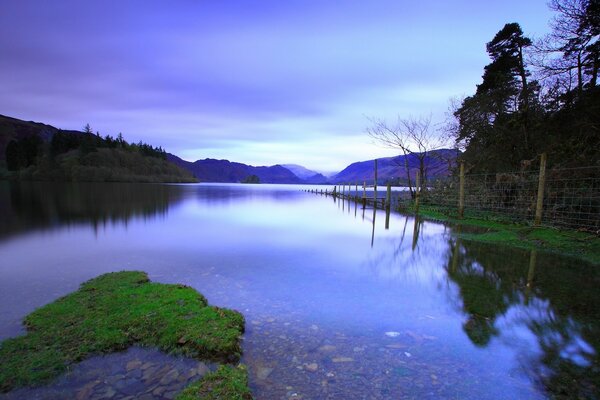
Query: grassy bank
[[0, 271, 248, 397], [405, 205, 600, 265]]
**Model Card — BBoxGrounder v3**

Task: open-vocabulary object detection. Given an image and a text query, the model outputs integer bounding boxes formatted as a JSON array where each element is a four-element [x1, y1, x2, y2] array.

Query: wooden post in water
[[386, 183, 391, 211], [525, 250, 537, 303], [355, 182, 358, 200], [362, 181, 367, 208], [534, 153, 547, 226], [415, 170, 421, 215], [374, 159, 378, 209], [458, 161, 465, 219], [385, 182, 391, 230]]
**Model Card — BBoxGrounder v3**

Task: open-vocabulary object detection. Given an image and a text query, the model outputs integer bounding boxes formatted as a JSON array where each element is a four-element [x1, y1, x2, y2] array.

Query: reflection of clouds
[[362, 217, 450, 284]]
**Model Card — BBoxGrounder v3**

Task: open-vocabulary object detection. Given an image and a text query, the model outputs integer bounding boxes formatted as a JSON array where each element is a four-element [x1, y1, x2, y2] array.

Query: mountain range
[[1, 114, 458, 184]]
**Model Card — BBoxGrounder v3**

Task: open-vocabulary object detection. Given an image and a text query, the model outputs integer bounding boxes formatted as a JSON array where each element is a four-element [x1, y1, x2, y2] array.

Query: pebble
[[304, 363, 319, 372], [332, 357, 354, 363], [257, 367, 274, 380], [317, 345, 336, 353]]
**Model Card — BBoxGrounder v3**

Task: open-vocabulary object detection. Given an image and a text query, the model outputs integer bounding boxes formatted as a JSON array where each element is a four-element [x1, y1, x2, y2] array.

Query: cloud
[[0, 0, 553, 170]]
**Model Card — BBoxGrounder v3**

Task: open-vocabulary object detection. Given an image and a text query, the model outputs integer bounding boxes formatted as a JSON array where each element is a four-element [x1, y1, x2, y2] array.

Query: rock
[[332, 357, 353, 363], [257, 367, 274, 380], [317, 345, 336, 353], [159, 369, 179, 385], [76, 380, 99, 400], [385, 344, 406, 349], [126, 360, 142, 371], [140, 362, 154, 370], [194, 363, 210, 376], [152, 386, 167, 397], [304, 363, 318, 372]]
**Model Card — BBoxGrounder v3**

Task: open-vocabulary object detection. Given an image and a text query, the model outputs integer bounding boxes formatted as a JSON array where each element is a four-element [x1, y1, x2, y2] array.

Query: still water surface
[[0, 182, 598, 399]]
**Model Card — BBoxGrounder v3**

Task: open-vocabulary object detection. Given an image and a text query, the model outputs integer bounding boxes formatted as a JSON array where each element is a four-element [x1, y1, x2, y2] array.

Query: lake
[[0, 181, 598, 399]]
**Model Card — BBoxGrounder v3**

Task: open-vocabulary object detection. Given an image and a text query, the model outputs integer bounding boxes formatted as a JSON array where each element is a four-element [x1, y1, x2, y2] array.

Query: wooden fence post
[[374, 159, 378, 209], [362, 181, 366, 208], [415, 170, 420, 214], [458, 161, 465, 219], [534, 153, 547, 226], [386, 183, 391, 210]]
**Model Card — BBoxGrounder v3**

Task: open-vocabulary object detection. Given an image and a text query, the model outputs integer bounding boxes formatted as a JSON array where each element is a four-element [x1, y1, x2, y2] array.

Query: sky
[[0, 1, 554, 172]]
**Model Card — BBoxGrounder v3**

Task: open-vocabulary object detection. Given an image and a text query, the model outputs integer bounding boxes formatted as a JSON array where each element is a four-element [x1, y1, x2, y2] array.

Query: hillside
[[333, 149, 458, 184], [280, 164, 329, 184], [168, 155, 303, 184], [0, 115, 196, 183]]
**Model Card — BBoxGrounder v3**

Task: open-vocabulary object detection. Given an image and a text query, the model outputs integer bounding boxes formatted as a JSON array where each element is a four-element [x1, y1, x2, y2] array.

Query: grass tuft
[[0, 271, 245, 393], [175, 364, 253, 400]]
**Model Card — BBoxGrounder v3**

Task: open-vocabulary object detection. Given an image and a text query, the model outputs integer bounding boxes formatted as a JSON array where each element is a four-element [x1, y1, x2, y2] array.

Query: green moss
[[175, 364, 254, 400], [408, 205, 600, 265], [0, 271, 245, 393]]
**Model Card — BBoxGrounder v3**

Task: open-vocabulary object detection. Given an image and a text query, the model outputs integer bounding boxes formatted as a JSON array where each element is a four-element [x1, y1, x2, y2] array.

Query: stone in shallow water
[[332, 357, 354, 363], [257, 366, 274, 380], [304, 363, 318, 372]]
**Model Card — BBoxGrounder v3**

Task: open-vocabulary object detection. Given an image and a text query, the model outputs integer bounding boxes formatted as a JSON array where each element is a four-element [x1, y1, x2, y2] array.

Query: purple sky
[[1, 1, 553, 172]]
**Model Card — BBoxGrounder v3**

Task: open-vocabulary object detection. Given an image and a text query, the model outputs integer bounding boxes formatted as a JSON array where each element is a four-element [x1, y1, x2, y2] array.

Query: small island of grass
[[0, 271, 252, 398]]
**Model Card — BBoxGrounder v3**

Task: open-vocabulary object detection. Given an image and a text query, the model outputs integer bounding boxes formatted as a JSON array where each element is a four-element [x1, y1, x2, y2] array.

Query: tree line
[[451, 0, 599, 172], [6, 123, 167, 171], [369, 0, 599, 180]]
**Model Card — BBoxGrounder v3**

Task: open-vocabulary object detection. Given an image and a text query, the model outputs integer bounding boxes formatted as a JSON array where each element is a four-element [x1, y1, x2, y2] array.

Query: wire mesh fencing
[[420, 165, 600, 231]]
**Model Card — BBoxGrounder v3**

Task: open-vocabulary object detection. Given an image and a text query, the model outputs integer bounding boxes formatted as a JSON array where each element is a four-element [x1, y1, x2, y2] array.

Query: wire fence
[[420, 165, 600, 231]]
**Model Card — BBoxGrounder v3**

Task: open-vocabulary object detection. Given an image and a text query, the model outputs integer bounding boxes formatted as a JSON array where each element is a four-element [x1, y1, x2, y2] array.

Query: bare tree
[[366, 114, 447, 197], [533, 0, 599, 101]]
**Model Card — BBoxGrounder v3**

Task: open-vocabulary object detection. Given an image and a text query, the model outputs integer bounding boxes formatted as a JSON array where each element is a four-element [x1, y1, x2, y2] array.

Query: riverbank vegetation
[[408, 205, 600, 265], [0, 271, 247, 395]]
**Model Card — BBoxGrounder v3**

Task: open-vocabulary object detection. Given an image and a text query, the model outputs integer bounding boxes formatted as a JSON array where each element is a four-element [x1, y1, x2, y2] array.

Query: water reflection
[[442, 233, 599, 398], [0, 181, 185, 238], [0, 182, 598, 399]]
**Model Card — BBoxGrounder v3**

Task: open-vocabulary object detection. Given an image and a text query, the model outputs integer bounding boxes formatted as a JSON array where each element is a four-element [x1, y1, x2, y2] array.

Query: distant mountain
[[168, 155, 303, 184], [332, 149, 458, 184], [281, 164, 329, 184]]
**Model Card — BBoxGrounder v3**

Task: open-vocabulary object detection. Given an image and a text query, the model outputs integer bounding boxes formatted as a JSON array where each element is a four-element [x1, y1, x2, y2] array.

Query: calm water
[[0, 182, 598, 399]]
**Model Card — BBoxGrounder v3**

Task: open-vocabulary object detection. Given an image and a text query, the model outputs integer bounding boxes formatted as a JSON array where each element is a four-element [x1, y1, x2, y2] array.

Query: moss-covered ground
[[175, 364, 253, 400], [0, 271, 248, 397], [405, 205, 600, 265]]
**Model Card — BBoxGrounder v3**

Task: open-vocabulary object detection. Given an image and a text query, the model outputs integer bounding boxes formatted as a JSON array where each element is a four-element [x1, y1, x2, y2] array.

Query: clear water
[[0, 182, 598, 399]]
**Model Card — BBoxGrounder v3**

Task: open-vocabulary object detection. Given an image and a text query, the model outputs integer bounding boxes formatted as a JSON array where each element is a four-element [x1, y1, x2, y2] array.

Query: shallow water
[[0, 182, 598, 399]]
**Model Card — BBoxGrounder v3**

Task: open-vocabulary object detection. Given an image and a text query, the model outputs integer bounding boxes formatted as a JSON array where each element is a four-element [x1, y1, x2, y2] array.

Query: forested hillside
[[0, 116, 196, 182]]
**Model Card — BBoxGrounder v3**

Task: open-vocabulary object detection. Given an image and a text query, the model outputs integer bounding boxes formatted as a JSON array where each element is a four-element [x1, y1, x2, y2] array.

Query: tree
[[452, 23, 539, 171], [367, 114, 446, 196], [535, 0, 600, 101], [5, 140, 25, 171], [83, 123, 93, 135]]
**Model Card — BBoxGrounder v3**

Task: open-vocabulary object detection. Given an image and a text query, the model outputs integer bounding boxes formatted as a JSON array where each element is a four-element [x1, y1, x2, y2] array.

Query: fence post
[[458, 161, 465, 219], [386, 183, 391, 210], [415, 170, 421, 214], [534, 153, 547, 226], [362, 181, 366, 208], [374, 159, 378, 209]]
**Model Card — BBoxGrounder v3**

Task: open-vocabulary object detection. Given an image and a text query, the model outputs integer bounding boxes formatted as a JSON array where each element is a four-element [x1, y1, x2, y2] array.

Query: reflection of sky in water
[[0, 182, 597, 399]]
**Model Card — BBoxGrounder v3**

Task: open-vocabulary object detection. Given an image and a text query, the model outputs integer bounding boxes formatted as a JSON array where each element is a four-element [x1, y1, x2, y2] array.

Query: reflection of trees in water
[[0, 182, 185, 237], [446, 235, 599, 398]]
